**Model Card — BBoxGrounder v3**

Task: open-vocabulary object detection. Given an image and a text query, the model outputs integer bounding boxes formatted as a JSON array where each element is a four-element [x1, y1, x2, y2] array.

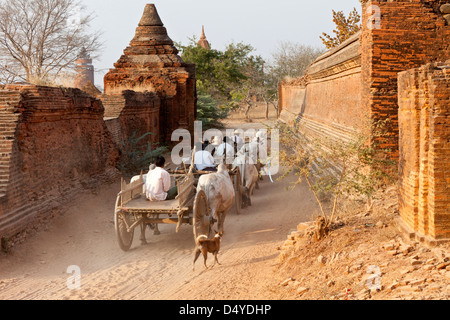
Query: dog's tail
[[195, 235, 208, 246]]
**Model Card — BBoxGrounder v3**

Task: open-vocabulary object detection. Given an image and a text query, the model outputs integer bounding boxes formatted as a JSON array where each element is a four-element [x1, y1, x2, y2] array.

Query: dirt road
[[0, 173, 316, 300], [0, 122, 319, 300]]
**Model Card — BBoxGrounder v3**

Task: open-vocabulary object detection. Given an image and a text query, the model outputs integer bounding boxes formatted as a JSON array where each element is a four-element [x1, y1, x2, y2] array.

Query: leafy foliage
[[178, 38, 267, 119], [179, 39, 257, 101], [320, 7, 362, 49], [197, 94, 229, 130], [117, 131, 167, 177]]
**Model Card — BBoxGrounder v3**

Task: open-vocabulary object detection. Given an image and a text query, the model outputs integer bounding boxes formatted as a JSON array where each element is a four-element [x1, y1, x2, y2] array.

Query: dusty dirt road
[[0, 122, 320, 300], [0, 174, 316, 300]]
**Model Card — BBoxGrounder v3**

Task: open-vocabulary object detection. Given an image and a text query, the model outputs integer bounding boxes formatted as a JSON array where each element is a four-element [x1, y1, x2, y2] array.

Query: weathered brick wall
[[104, 118, 123, 147], [398, 62, 450, 242], [278, 0, 449, 241], [280, 0, 449, 157], [101, 90, 161, 147], [278, 83, 306, 125], [279, 32, 364, 141], [361, 0, 450, 157], [0, 85, 119, 237], [304, 69, 363, 132]]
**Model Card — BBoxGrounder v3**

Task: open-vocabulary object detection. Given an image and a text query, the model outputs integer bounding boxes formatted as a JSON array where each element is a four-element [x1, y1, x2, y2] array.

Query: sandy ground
[[0, 117, 320, 300]]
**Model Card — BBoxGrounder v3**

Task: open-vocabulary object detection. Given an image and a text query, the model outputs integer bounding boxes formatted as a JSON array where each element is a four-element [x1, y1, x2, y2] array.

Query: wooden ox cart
[[114, 167, 244, 252]]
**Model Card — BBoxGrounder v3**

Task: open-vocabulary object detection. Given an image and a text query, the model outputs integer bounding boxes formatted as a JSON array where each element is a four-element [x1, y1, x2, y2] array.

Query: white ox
[[197, 164, 235, 234], [233, 153, 259, 207]]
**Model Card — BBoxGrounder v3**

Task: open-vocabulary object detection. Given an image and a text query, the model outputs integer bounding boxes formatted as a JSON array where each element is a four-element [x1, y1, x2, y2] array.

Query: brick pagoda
[[104, 4, 197, 143], [198, 26, 211, 50]]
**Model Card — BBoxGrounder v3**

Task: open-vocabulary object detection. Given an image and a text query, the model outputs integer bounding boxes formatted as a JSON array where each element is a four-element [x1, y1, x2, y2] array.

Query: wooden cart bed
[[120, 197, 188, 213], [117, 172, 195, 214]]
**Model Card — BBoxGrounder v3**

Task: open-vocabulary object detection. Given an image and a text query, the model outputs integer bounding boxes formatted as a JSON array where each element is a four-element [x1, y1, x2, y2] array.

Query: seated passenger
[[215, 137, 235, 159], [231, 129, 244, 146], [194, 142, 217, 172], [231, 129, 244, 155], [145, 156, 178, 201]]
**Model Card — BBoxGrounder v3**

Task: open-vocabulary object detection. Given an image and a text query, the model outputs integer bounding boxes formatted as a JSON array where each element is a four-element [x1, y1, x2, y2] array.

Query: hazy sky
[[80, 0, 361, 86]]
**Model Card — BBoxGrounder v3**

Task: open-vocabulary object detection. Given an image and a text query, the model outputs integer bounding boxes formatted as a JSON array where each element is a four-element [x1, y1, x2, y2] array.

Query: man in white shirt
[[194, 142, 217, 172], [145, 156, 178, 201], [231, 129, 244, 146], [215, 137, 235, 159]]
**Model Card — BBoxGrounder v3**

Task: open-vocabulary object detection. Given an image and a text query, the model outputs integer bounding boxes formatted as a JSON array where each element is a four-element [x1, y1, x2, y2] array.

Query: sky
[[79, 0, 361, 87]]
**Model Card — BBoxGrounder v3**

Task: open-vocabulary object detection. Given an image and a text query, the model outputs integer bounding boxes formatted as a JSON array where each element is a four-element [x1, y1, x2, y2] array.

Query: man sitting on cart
[[194, 141, 217, 172], [145, 156, 178, 201]]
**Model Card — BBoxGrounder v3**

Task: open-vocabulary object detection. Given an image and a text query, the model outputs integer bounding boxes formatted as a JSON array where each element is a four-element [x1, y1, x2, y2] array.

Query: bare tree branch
[[0, 0, 103, 85], [269, 42, 324, 81]]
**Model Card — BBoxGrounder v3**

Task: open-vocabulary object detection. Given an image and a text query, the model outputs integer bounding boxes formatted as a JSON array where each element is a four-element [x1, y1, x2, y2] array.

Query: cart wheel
[[234, 167, 242, 215], [193, 190, 211, 241], [114, 198, 135, 252]]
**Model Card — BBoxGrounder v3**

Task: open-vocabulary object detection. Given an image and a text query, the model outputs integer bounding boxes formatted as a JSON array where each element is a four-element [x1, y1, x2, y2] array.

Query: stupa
[[104, 4, 197, 142], [197, 26, 211, 50]]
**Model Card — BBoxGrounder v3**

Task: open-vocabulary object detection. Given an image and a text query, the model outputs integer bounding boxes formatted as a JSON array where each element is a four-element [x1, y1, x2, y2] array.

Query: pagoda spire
[[200, 26, 206, 39], [197, 25, 211, 50], [139, 4, 163, 26]]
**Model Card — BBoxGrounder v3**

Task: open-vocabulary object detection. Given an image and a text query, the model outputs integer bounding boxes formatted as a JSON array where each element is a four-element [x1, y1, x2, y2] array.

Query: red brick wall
[[104, 118, 122, 147], [361, 0, 450, 157], [303, 70, 364, 130], [0, 85, 119, 237], [277, 0, 450, 241], [104, 68, 196, 145], [278, 84, 306, 124], [398, 62, 450, 241], [101, 91, 160, 146], [279, 32, 363, 140]]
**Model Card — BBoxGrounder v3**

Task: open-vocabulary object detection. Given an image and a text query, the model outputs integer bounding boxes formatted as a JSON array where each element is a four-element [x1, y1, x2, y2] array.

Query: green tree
[[179, 37, 267, 121], [229, 54, 266, 120], [196, 94, 228, 130], [179, 38, 258, 101]]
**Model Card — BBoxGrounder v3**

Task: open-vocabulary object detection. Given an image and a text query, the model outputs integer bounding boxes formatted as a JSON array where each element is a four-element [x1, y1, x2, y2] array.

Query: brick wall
[[104, 118, 123, 147], [101, 91, 160, 147], [398, 62, 450, 242], [0, 85, 119, 237], [279, 32, 364, 141], [278, 0, 450, 241], [280, 0, 449, 157], [278, 83, 306, 125], [361, 0, 450, 158]]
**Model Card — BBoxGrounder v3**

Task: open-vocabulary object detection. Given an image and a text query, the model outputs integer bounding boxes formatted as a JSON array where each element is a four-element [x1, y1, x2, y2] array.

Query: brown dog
[[193, 231, 223, 271]]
